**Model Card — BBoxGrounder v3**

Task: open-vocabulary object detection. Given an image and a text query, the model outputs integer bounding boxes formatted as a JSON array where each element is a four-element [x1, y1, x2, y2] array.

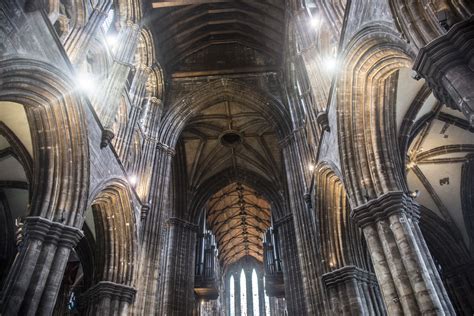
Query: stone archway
[[0, 58, 89, 315]]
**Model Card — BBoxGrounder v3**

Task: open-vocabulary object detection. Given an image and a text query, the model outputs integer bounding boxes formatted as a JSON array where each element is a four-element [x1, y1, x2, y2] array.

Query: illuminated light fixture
[[409, 189, 420, 198], [308, 163, 315, 172], [106, 34, 118, 49], [77, 73, 95, 93], [129, 175, 138, 186], [324, 56, 338, 73], [310, 16, 320, 29]]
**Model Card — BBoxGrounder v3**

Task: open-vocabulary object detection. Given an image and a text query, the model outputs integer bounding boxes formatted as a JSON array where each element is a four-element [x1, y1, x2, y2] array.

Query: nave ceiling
[[206, 182, 271, 268], [147, 0, 285, 74]]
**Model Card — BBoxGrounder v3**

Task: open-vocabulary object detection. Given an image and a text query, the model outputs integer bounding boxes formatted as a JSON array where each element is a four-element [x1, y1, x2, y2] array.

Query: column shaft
[[1, 217, 83, 315], [64, 1, 112, 64], [353, 192, 455, 315], [281, 134, 327, 315], [93, 22, 140, 145], [162, 217, 198, 315], [133, 143, 175, 315], [322, 266, 384, 316], [81, 281, 136, 316], [274, 214, 306, 315]]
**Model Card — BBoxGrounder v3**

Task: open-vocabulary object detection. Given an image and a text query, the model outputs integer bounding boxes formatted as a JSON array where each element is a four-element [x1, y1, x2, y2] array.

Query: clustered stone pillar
[[93, 21, 140, 147], [322, 265, 385, 315], [281, 133, 327, 315], [1, 216, 83, 315], [118, 65, 152, 167], [134, 142, 175, 315], [274, 214, 306, 315], [134, 97, 162, 200], [161, 217, 198, 315], [352, 192, 455, 315], [64, 0, 113, 64], [80, 281, 136, 316], [413, 16, 474, 125]]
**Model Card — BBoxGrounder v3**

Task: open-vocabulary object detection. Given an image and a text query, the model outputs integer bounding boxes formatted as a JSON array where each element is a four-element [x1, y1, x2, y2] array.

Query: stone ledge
[[321, 265, 377, 288], [81, 281, 137, 304]]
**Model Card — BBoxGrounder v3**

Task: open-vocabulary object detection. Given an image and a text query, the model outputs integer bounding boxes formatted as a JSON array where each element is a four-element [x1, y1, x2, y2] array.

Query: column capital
[[321, 265, 377, 289], [156, 142, 176, 157], [82, 281, 137, 304], [24, 216, 84, 248], [351, 191, 420, 227], [167, 217, 199, 232], [413, 16, 474, 120]]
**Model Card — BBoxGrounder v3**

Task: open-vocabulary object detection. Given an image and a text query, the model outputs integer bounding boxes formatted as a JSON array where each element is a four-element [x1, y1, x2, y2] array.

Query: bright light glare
[[324, 57, 338, 73], [129, 175, 138, 185], [310, 16, 320, 28], [308, 164, 315, 172], [106, 34, 118, 49], [77, 73, 94, 93]]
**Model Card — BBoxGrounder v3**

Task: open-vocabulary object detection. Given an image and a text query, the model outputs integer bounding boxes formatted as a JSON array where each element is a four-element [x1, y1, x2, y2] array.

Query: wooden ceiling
[[206, 183, 271, 267], [148, 0, 285, 72]]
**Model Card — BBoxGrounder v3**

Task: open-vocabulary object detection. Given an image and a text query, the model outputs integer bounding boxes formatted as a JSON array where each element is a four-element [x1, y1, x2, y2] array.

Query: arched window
[[252, 269, 260, 316], [240, 270, 247, 316], [228, 266, 266, 316], [264, 276, 271, 316], [230, 275, 235, 316]]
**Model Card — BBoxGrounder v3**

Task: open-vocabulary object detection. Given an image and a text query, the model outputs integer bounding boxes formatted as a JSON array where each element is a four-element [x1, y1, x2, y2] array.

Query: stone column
[[274, 214, 306, 315], [1, 216, 83, 315], [116, 65, 151, 167], [81, 281, 136, 316], [322, 266, 385, 316], [93, 21, 140, 147], [64, 0, 112, 64], [134, 97, 162, 201], [162, 217, 198, 316], [413, 16, 474, 124], [352, 192, 455, 315], [134, 142, 175, 315], [281, 134, 327, 315]]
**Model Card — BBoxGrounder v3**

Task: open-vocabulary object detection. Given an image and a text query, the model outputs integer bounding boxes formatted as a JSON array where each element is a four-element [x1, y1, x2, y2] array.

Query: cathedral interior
[[1, 0, 474, 315]]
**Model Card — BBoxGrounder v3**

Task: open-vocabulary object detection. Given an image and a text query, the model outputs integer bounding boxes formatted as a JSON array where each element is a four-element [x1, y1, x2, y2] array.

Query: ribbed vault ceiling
[[181, 99, 282, 188], [396, 68, 474, 247], [206, 182, 271, 267], [149, 0, 285, 71]]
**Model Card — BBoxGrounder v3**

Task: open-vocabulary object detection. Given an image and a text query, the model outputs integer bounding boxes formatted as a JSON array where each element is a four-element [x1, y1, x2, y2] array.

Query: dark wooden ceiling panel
[[147, 0, 285, 73]]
